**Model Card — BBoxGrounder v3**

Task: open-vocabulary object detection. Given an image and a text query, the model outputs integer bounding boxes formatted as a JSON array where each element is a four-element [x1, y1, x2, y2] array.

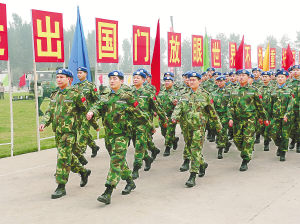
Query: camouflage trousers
[[216, 114, 229, 148], [180, 119, 191, 160], [104, 134, 132, 188], [55, 132, 87, 185], [290, 112, 300, 143], [270, 118, 290, 152], [260, 123, 271, 142], [233, 117, 256, 161], [160, 119, 176, 147], [188, 126, 206, 174], [78, 117, 98, 153]]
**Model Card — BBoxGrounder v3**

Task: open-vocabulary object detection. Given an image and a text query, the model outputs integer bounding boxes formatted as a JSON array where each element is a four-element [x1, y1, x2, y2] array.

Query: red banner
[[211, 39, 221, 68], [132, 25, 150, 65], [96, 18, 118, 63], [257, 46, 263, 69], [229, 42, 236, 69], [168, 32, 181, 67], [244, 45, 251, 69], [282, 48, 287, 68], [270, 48, 276, 69], [32, 9, 64, 63], [292, 50, 296, 66], [192, 35, 203, 67], [0, 3, 8, 61]]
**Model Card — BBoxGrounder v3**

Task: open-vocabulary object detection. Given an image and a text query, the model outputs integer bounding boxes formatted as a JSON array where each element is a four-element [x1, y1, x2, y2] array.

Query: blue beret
[[275, 70, 289, 77], [182, 71, 191, 77], [163, 76, 174, 81], [188, 72, 202, 79], [237, 69, 250, 76], [133, 70, 147, 78], [206, 67, 215, 72], [276, 68, 284, 73], [229, 71, 236, 76], [212, 72, 221, 76], [252, 68, 262, 72], [289, 65, 300, 71], [261, 71, 271, 76], [137, 68, 151, 77], [249, 74, 254, 78], [216, 75, 226, 81], [77, 66, 88, 72], [56, 68, 73, 78], [223, 72, 229, 76], [164, 72, 174, 77], [108, 70, 124, 78], [201, 72, 207, 76]]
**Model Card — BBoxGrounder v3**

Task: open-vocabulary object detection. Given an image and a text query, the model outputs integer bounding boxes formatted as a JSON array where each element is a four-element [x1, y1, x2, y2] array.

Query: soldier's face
[[294, 69, 300, 78], [164, 80, 173, 89], [216, 80, 225, 88], [109, 76, 122, 91], [276, 75, 287, 85], [147, 77, 151, 83], [77, 71, 87, 81], [253, 71, 260, 79], [133, 75, 145, 87], [183, 76, 189, 86], [239, 74, 249, 85], [56, 75, 69, 89], [262, 75, 270, 84], [231, 75, 237, 82], [189, 77, 200, 90]]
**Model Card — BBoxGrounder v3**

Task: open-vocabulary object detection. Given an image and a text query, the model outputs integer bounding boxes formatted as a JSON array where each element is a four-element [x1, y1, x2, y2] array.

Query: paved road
[[1, 127, 300, 224]]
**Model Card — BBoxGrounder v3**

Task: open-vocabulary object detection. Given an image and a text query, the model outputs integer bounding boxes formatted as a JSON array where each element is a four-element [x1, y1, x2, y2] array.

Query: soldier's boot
[[255, 134, 260, 144], [229, 130, 234, 140], [151, 148, 160, 160], [79, 169, 91, 187], [185, 172, 196, 188], [78, 156, 88, 166], [163, 146, 171, 157], [289, 139, 296, 150], [209, 133, 216, 142], [239, 160, 249, 172], [276, 147, 281, 156], [179, 159, 190, 172], [280, 151, 286, 162], [206, 131, 212, 141], [132, 166, 140, 180], [264, 140, 270, 151], [122, 178, 136, 195], [97, 185, 113, 205], [91, 146, 100, 158], [173, 137, 180, 150], [144, 157, 153, 171], [198, 162, 208, 177], [224, 142, 232, 153], [51, 184, 66, 199], [296, 143, 300, 153], [217, 148, 223, 159]]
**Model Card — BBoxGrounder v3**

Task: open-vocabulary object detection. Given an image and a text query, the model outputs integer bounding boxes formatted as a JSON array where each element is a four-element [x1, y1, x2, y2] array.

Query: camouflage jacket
[[226, 81, 239, 93], [144, 82, 157, 95], [269, 84, 294, 119], [252, 79, 263, 89], [258, 84, 272, 119], [41, 87, 87, 133], [211, 87, 232, 119], [202, 79, 218, 93], [229, 84, 266, 120], [157, 86, 178, 117], [288, 78, 300, 114]]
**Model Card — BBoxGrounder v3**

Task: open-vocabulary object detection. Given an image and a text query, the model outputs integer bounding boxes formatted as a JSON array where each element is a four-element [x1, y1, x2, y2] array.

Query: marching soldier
[[229, 69, 268, 171], [227, 71, 238, 140], [39, 68, 91, 199], [252, 68, 263, 88]]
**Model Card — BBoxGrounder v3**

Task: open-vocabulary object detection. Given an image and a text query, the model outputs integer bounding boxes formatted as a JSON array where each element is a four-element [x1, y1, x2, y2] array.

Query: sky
[[1, 0, 299, 64]]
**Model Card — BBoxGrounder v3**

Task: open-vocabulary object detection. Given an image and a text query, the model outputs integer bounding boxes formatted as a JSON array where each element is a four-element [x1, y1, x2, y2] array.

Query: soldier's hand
[[163, 123, 168, 128], [258, 118, 263, 125], [39, 124, 45, 132], [171, 119, 177, 124], [86, 112, 94, 120], [152, 129, 156, 134], [153, 112, 157, 117], [228, 120, 233, 127], [264, 120, 270, 126], [283, 116, 288, 123], [96, 128, 100, 132], [216, 128, 222, 133], [173, 99, 178, 105]]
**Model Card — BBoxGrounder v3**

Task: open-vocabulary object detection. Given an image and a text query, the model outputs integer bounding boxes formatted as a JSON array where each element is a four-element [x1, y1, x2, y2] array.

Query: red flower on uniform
[[259, 95, 263, 99], [210, 99, 214, 104], [81, 97, 86, 102], [153, 96, 157, 101], [133, 101, 139, 107], [94, 88, 98, 92], [292, 94, 295, 98]]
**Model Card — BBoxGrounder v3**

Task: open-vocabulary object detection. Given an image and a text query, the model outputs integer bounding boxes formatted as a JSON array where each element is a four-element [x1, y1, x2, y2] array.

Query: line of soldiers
[[39, 64, 299, 205]]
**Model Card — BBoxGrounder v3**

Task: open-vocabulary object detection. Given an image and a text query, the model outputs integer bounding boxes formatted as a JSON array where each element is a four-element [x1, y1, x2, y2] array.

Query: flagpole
[[33, 61, 40, 151], [7, 59, 14, 157], [95, 47, 99, 140]]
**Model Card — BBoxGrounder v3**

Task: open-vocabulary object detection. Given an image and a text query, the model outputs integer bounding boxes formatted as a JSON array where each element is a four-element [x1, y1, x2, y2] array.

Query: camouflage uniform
[[226, 81, 238, 139], [41, 87, 89, 185], [229, 84, 267, 161]]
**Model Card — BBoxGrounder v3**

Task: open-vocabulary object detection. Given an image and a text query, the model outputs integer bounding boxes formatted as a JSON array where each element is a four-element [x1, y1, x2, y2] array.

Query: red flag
[[151, 19, 160, 94], [284, 44, 293, 71], [235, 35, 244, 70], [19, 73, 26, 87]]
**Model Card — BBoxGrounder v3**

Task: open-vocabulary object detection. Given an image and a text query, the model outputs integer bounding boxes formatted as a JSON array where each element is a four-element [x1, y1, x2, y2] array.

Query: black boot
[[151, 148, 160, 160], [144, 156, 153, 171], [255, 134, 260, 144], [280, 151, 286, 161], [185, 172, 196, 188], [122, 178, 136, 195], [224, 142, 232, 153], [289, 139, 296, 150], [91, 146, 100, 158], [78, 156, 88, 165], [163, 146, 171, 157], [51, 184, 66, 199], [209, 133, 215, 142], [97, 185, 113, 205], [217, 148, 223, 159], [264, 140, 270, 151], [179, 159, 190, 172], [173, 137, 179, 150], [296, 143, 300, 153], [132, 166, 140, 180], [239, 160, 249, 171], [198, 162, 208, 177], [79, 169, 91, 187], [276, 147, 281, 156], [228, 130, 233, 140]]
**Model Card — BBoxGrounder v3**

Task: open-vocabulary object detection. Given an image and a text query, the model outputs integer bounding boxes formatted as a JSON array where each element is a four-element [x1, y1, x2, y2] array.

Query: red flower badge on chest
[[81, 97, 86, 102], [133, 101, 139, 107], [94, 88, 98, 92], [210, 99, 214, 104], [292, 94, 295, 98], [153, 96, 157, 101], [259, 95, 263, 99]]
